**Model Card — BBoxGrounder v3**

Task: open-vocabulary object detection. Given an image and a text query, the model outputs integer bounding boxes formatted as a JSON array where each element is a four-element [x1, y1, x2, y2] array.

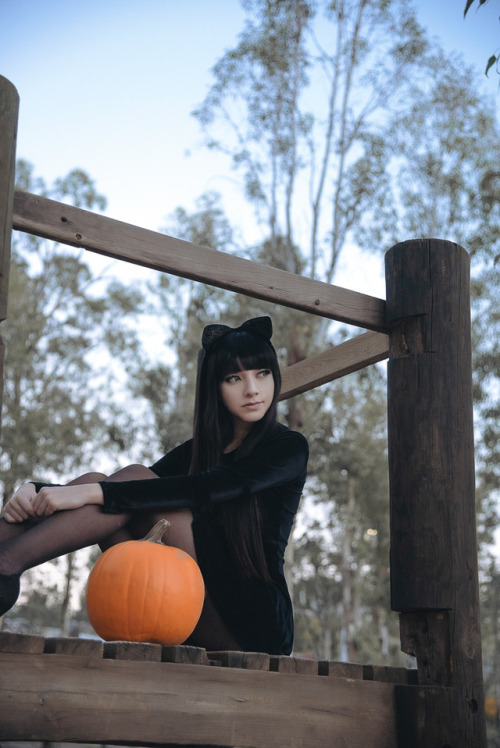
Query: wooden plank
[[0, 76, 19, 434], [0, 631, 44, 653], [280, 330, 389, 400], [44, 636, 103, 658], [103, 640, 162, 661], [270, 654, 318, 675], [319, 660, 364, 679], [0, 651, 399, 747], [12, 190, 387, 333], [363, 664, 418, 685], [0, 77, 18, 323], [207, 650, 271, 670], [162, 644, 210, 665]]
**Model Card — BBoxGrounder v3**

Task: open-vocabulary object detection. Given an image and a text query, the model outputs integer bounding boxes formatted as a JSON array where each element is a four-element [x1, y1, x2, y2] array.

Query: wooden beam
[[280, 330, 389, 400], [385, 238, 486, 746], [13, 190, 387, 332], [0, 77, 18, 323], [0, 651, 400, 747], [0, 76, 19, 436]]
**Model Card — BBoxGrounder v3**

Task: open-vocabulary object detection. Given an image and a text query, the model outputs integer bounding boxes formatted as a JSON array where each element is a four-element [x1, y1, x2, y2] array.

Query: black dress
[[99, 424, 308, 655]]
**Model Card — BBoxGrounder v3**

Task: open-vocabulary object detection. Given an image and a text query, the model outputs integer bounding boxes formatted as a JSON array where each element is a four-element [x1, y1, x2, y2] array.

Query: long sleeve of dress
[[99, 426, 308, 514]]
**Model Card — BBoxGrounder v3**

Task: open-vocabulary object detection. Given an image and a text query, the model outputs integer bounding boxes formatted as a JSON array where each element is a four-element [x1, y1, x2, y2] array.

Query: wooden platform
[[0, 632, 433, 747]]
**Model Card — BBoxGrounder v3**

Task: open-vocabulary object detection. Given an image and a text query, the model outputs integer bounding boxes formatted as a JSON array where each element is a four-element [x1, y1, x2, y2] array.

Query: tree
[[1, 161, 148, 633], [194, 0, 427, 286], [136, 192, 243, 453], [191, 0, 429, 447], [292, 365, 396, 661], [464, 0, 499, 77], [1, 161, 147, 502]]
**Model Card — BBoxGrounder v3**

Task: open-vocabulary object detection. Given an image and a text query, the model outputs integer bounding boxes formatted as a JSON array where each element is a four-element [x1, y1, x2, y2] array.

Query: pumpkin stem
[[143, 519, 171, 544]]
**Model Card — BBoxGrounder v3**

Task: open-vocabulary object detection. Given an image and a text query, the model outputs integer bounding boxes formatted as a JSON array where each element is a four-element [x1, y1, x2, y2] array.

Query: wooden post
[[385, 239, 486, 746], [0, 76, 19, 430]]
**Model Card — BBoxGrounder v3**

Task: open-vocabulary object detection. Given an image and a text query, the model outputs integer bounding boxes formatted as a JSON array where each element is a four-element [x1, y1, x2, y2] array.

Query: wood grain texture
[[385, 238, 486, 747], [0, 631, 44, 654], [44, 636, 103, 658], [13, 190, 387, 332], [162, 644, 210, 665], [0, 651, 399, 747], [0, 76, 18, 323], [0, 76, 19, 433], [207, 649, 271, 670], [280, 330, 389, 399], [103, 640, 162, 661]]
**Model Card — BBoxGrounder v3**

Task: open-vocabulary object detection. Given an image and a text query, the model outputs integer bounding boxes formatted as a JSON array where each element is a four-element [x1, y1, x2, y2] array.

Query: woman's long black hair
[[189, 328, 282, 583]]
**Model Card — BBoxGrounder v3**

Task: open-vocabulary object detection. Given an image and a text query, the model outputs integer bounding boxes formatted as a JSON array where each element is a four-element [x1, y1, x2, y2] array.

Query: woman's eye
[[258, 369, 271, 377], [225, 374, 241, 383]]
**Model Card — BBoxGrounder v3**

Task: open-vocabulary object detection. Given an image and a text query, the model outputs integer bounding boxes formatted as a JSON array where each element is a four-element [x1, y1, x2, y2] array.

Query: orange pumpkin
[[86, 519, 205, 645]]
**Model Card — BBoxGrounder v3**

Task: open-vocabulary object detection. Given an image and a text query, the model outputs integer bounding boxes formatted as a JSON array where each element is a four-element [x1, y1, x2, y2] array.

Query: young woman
[[0, 316, 308, 655]]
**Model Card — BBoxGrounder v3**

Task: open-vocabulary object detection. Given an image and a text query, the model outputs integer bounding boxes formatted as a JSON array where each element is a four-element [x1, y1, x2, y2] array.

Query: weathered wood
[[13, 190, 387, 332], [319, 660, 364, 679], [162, 644, 210, 665], [385, 238, 486, 746], [44, 636, 103, 658], [280, 330, 389, 400], [399, 611, 451, 686], [0, 77, 18, 323], [103, 640, 162, 661], [0, 631, 44, 653], [0, 77, 19, 434], [0, 651, 400, 747], [363, 664, 418, 685], [394, 684, 458, 748], [270, 654, 318, 675], [207, 649, 271, 670]]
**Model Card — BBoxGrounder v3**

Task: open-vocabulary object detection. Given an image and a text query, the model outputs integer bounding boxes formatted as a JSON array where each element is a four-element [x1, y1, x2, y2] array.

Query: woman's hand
[[2, 483, 38, 523], [31, 484, 104, 517], [2, 483, 104, 523]]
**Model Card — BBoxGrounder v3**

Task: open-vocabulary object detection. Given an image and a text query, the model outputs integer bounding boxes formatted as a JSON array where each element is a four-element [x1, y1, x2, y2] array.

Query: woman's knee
[[129, 509, 196, 559], [107, 464, 157, 482], [68, 472, 107, 485]]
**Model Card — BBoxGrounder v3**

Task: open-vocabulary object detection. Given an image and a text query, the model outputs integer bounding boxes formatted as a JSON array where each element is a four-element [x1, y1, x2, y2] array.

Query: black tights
[[0, 465, 241, 650]]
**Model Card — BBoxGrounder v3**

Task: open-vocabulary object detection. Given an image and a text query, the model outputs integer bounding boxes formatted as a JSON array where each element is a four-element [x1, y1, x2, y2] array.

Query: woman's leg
[[128, 507, 241, 651], [1, 466, 242, 648], [0, 465, 157, 616], [0, 465, 161, 577]]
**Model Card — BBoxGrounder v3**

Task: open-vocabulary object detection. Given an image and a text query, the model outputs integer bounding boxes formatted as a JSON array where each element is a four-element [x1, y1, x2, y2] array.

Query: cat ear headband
[[201, 316, 273, 352]]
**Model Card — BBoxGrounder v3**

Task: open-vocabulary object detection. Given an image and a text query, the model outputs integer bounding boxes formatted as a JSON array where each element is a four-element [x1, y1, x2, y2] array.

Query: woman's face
[[219, 367, 275, 431]]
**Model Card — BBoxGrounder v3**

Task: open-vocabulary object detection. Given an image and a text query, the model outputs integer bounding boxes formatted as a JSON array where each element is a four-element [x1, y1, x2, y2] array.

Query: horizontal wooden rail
[[0, 633, 424, 747], [13, 190, 388, 332], [280, 330, 389, 400]]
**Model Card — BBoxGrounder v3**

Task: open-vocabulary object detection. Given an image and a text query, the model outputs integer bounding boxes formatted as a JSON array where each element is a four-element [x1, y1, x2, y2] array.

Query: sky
[[0, 0, 499, 297]]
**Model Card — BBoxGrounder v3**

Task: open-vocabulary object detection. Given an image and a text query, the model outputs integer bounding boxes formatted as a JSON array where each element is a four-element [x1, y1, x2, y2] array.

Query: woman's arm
[[2, 483, 104, 523], [100, 428, 309, 514]]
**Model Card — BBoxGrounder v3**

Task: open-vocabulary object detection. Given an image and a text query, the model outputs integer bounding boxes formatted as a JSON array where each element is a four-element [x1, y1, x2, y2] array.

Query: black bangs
[[212, 331, 278, 381]]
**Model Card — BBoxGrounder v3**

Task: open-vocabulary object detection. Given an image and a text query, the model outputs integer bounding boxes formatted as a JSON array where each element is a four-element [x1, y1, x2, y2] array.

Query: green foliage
[[1, 165, 144, 493], [385, 59, 500, 249], [193, 0, 428, 285], [291, 365, 400, 661], [463, 0, 499, 77], [0, 161, 155, 632]]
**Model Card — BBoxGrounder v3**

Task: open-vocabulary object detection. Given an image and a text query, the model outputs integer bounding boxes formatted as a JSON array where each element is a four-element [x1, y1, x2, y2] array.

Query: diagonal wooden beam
[[280, 331, 389, 400], [13, 190, 388, 332]]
